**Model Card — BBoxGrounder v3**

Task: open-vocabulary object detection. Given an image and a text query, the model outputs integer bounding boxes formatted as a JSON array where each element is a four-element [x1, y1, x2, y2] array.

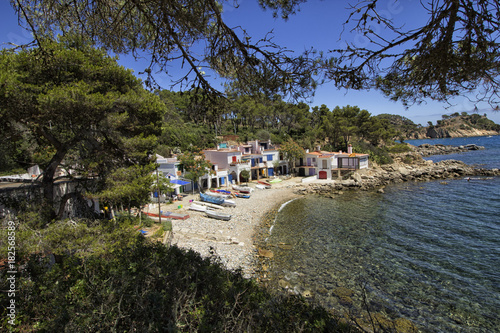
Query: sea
[[263, 135, 500, 332]]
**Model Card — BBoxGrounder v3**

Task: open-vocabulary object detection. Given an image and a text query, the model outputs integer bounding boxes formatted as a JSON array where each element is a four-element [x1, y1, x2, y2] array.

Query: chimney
[[305, 149, 309, 153], [348, 144, 353, 154], [316, 145, 321, 151]]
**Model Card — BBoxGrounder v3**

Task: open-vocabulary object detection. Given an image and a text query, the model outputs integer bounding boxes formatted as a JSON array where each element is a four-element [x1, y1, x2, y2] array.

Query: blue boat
[[200, 192, 225, 205]]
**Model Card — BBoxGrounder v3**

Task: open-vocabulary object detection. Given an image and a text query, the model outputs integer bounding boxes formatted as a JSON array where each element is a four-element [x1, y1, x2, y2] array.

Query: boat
[[207, 190, 232, 199], [234, 192, 250, 199], [258, 180, 272, 186], [143, 211, 171, 218], [269, 178, 282, 183], [205, 210, 232, 221], [222, 199, 236, 207], [200, 192, 225, 205], [192, 200, 224, 210], [213, 189, 232, 194], [189, 203, 207, 212], [232, 185, 253, 193], [255, 184, 270, 190]]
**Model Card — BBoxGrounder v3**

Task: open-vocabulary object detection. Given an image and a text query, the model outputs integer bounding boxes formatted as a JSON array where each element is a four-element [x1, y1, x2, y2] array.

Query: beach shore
[[156, 178, 301, 278]]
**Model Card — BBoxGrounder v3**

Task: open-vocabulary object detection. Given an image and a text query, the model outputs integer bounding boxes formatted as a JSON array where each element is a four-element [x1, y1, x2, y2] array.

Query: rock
[[302, 290, 313, 298], [393, 318, 419, 333], [278, 279, 291, 289], [258, 248, 274, 258]]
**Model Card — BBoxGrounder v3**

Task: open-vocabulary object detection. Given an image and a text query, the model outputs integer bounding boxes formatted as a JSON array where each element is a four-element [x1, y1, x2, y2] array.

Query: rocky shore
[[167, 183, 300, 278], [165, 144, 498, 280]]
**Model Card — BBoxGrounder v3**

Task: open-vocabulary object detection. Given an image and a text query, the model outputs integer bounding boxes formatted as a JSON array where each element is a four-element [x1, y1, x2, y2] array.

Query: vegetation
[[0, 219, 355, 332], [3, 1, 500, 330], [12, 1, 500, 106], [0, 35, 165, 221]]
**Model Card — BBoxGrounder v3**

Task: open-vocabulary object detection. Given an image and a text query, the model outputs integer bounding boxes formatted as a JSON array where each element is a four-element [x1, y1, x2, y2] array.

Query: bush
[[387, 143, 412, 154], [1, 223, 354, 332]]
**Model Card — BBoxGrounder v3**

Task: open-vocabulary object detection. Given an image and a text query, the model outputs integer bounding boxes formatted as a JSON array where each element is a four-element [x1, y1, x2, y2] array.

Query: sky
[[1, 0, 499, 126]]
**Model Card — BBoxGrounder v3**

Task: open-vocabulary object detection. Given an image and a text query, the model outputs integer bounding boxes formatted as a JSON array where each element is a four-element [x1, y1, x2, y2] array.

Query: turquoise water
[[266, 136, 500, 332]]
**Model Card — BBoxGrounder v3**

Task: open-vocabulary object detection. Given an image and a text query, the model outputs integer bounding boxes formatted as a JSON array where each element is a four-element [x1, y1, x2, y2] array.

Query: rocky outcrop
[[410, 127, 498, 139], [413, 143, 484, 156]]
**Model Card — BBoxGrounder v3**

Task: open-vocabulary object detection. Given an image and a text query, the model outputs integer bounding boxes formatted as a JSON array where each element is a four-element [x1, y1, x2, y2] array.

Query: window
[[267, 155, 273, 161]]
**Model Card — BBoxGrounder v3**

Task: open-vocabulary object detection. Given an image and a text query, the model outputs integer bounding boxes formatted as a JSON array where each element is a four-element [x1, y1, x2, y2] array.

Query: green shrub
[[387, 143, 412, 154], [1, 223, 354, 332]]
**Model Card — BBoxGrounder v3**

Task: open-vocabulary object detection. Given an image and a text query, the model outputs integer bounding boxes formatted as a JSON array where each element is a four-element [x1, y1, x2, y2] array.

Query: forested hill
[[376, 113, 500, 139]]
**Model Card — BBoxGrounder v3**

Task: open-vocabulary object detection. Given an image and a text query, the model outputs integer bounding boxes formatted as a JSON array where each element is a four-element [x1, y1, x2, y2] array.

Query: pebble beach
[[158, 179, 301, 278]]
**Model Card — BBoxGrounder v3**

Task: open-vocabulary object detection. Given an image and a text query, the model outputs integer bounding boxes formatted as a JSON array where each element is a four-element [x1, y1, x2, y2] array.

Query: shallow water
[[265, 136, 500, 332]]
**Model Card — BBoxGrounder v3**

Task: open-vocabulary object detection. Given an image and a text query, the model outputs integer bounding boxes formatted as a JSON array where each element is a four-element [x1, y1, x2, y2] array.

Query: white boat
[[222, 199, 236, 207], [207, 190, 233, 199], [206, 210, 232, 221], [232, 185, 253, 193], [192, 200, 224, 210], [255, 184, 269, 190], [189, 203, 207, 212]]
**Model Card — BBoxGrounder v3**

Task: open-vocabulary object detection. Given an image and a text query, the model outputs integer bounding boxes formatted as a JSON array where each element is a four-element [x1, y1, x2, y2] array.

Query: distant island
[[376, 112, 500, 139]]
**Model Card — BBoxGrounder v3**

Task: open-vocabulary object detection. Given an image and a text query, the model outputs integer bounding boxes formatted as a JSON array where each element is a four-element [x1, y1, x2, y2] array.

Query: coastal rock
[[258, 248, 274, 258]]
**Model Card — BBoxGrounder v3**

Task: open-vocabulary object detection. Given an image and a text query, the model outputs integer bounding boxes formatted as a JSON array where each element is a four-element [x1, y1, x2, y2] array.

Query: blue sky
[[1, 1, 499, 125]]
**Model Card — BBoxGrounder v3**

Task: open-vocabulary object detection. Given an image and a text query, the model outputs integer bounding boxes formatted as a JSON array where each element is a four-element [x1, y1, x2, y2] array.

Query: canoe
[[234, 193, 250, 199], [232, 185, 253, 193], [189, 203, 207, 212], [200, 192, 225, 205], [258, 180, 271, 186], [206, 210, 232, 221]]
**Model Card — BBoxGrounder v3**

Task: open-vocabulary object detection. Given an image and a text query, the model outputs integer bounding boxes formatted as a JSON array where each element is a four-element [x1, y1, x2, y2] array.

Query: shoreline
[[163, 147, 499, 279], [166, 180, 301, 278]]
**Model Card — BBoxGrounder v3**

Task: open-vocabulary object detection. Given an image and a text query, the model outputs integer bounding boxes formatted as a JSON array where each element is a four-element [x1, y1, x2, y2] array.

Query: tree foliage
[[278, 139, 304, 174], [0, 35, 165, 221], [327, 0, 500, 107], [178, 150, 213, 193], [11, 0, 500, 106], [12, 0, 317, 100]]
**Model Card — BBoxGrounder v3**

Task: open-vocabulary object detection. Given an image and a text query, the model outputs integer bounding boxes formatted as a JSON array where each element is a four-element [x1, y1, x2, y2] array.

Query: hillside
[[377, 113, 500, 139]]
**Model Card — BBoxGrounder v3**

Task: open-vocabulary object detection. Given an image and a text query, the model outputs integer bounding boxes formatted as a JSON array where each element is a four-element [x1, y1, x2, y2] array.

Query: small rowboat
[[258, 180, 271, 186], [206, 210, 232, 221], [200, 192, 225, 205], [189, 203, 207, 212], [232, 185, 253, 193]]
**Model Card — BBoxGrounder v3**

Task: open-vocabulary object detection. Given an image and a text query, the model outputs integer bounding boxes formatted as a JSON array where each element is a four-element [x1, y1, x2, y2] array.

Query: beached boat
[[258, 180, 272, 186], [213, 189, 232, 194], [255, 183, 270, 189], [234, 192, 250, 198], [232, 185, 253, 193], [205, 210, 232, 221], [222, 199, 236, 207], [207, 190, 233, 199], [145, 211, 190, 221], [189, 203, 207, 212], [269, 178, 282, 183], [200, 192, 225, 205], [192, 200, 224, 210]]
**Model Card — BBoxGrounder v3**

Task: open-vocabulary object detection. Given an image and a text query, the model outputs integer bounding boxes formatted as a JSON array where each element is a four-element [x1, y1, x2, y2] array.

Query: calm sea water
[[265, 135, 500, 332]]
